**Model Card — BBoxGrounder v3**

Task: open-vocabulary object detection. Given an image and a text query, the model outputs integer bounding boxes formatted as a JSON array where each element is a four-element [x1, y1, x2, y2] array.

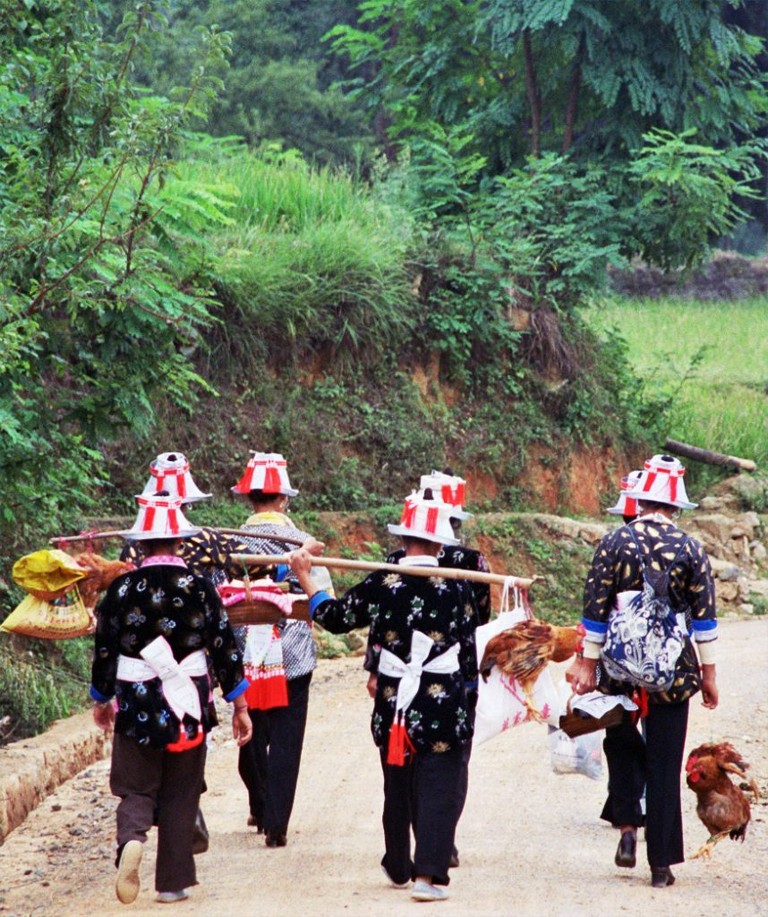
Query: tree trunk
[[663, 439, 757, 472], [562, 32, 585, 153], [522, 29, 541, 157]]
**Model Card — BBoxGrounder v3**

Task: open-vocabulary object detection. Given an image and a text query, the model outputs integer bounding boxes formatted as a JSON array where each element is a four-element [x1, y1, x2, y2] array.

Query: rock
[[533, 514, 608, 545], [709, 558, 741, 580], [690, 513, 741, 546], [745, 579, 768, 598], [715, 580, 740, 602]]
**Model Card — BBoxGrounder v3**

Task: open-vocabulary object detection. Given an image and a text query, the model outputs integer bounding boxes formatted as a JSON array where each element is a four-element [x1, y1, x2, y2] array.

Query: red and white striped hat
[[606, 470, 643, 517], [231, 451, 299, 497], [138, 452, 211, 503], [119, 493, 201, 541], [418, 470, 472, 520], [625, 454, 698, 510], [387, 493, 460, 546]]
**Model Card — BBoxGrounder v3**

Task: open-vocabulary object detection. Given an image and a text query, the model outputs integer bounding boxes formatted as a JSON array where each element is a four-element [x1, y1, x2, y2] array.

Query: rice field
[[584, 295, 768, 470]]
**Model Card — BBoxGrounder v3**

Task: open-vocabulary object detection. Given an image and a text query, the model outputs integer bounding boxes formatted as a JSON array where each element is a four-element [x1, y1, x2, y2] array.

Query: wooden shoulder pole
[[230, 553, 537, 589]]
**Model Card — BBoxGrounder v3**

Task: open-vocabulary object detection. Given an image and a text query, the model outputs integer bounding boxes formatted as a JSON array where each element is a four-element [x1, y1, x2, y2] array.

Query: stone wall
[[0, 712, 110, 842]]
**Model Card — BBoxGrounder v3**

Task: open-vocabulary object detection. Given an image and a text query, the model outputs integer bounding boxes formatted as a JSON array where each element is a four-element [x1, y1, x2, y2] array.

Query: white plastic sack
[[548, 725, 603, 780], [473, 583, 560, 747]]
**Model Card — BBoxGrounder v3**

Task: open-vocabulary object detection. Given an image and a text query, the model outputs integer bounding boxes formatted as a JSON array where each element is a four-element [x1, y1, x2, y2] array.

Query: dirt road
[[0, 618, 766, 917]]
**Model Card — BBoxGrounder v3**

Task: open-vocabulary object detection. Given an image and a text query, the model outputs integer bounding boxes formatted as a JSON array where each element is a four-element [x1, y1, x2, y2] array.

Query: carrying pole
[[51, 527, 305, 546], [231, 553, 537, 589]]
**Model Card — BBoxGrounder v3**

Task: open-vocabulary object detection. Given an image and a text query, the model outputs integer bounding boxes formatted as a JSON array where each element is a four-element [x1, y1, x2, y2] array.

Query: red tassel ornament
[[386, 713, 415, 766]]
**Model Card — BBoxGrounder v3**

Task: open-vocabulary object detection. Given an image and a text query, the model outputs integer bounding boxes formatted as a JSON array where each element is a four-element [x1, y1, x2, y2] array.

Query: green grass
[[178, 151, 416, 377], [584, 295, 768, 470]]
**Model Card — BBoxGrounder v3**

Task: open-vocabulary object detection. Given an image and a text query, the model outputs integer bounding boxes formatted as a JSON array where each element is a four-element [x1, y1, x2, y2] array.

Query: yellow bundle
[[0, 590, 93, 639], [12, 549, 88, 600]]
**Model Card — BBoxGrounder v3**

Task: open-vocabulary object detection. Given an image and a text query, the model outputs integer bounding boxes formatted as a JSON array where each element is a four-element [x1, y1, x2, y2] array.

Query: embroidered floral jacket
[[90, 560, 247, 748], [313, 570, 478, 753], [387, 544, 492, 625], [581, 516, 718, 669]]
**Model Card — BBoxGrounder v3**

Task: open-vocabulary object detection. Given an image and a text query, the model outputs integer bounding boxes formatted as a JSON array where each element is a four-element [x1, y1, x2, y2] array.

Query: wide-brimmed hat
[[417, 470, 472, 520], [231, 452, 299, 497], [137, 452, 211, 503], [387, 493, 460, 546], [119, 493, 201, 541], [606, 470, 643, 517], [625, 454, 698, 510]]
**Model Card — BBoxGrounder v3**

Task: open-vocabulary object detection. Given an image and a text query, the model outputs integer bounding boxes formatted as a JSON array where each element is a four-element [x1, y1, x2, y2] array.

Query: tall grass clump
[[585, 295, 768, 474], [179, 149, 417, 377]]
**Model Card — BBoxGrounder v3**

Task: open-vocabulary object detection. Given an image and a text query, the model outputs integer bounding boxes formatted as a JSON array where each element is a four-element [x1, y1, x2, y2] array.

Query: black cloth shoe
[[265, 832, 287, 848], [651, 867, 675, 888], [615, 830, 637, 868], [192, 808, 209, 855]]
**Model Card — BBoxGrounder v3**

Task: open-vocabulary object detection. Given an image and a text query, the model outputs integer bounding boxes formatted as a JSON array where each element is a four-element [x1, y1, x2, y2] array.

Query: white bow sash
[[117, 636, 207, 722], [378, 630, 460, 716]]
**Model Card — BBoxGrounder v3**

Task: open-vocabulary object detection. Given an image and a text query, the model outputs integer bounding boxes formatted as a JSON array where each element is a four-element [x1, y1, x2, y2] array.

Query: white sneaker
[[156, 889, 189, 903], [381, 864, 410, 889], [411, 880, 449, 902], [115, 840, 143, 904]]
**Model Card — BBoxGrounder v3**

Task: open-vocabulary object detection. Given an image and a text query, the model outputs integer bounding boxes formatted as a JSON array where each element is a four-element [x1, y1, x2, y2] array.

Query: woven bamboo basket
[[223, 574, 310, 625], [225, 599, 310, 625]]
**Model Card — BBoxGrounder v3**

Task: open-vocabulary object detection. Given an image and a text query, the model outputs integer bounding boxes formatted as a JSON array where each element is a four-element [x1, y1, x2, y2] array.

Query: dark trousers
[[110, 732, 206, 894], [603, 700, 689, 867], [454, 690, 477, 849], [379, 744, 464, 887], [237, 672, 312, 835]]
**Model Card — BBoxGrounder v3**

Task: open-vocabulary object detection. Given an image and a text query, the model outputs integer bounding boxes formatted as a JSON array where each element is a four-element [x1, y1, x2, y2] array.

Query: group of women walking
[[89, 449, 719, 904]]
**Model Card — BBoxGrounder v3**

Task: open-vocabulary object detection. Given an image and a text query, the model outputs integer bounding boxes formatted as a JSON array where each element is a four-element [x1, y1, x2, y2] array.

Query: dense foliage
[[0, 1, 232, 563], [107, 0, 372, 166]]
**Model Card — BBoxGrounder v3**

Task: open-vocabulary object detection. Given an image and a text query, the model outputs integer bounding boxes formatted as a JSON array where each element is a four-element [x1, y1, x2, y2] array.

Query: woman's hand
[[700, 664, 719, 709], [301, 537, 325, 556], [289, 547, 316, 594], [232, 707, 252, 746], [92, 700, 115, 732], [366, 671, 377, 699], [569, 657, 598, 695]]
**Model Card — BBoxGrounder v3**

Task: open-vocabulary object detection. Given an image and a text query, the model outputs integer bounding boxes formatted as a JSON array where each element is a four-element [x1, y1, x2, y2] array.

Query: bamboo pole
[[231, 554, 538, 589], [50, 527, 305, 546], [50, 530, 125, 544]]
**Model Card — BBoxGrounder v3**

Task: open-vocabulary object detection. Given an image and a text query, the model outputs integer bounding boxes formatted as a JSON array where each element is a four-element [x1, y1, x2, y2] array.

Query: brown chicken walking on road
[[685, 742, 760, 859]]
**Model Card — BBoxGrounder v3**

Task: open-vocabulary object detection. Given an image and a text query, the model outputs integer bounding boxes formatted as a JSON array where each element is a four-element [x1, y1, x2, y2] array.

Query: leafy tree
[[330, 0, 766, 167], [0, 0, 233, 562], [329, 0, 766, 277], [108, 0, 372, 165]]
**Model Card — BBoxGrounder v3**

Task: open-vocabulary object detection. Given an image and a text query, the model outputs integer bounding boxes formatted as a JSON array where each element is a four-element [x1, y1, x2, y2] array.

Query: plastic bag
[[0, 588, 93, 639], [473, 581, 560, 747], [11, 549, 88, 600], [548, 725, 604, 780]]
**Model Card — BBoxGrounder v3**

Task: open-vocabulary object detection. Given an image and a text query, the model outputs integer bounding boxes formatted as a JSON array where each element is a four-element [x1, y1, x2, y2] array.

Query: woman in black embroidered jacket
[[91, 494, 251, 905], [290, 492, 478, 903]]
